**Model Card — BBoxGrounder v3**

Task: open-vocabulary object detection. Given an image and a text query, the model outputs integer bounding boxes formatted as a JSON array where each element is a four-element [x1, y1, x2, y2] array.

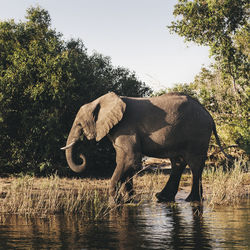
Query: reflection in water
[[126, 204, 212, 249], [0, 200, 249, 249]]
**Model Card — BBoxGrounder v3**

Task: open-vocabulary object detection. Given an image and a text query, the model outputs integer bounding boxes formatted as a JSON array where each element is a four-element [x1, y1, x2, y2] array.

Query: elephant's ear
[[95, 92, 126, 141]]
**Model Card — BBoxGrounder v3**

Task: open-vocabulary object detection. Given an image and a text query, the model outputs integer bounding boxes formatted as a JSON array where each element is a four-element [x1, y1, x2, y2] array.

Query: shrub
[[0, 7, 151, 176]]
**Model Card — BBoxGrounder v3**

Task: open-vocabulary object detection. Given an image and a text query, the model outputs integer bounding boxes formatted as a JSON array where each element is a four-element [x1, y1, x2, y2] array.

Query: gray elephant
[[61, 92, 230, 203]]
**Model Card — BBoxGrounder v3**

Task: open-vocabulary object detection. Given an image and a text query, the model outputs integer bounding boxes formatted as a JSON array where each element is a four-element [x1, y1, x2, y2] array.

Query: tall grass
[[0, 175, 110, 219], [203, 159, 249, 206], [0, 159, 248, 219]]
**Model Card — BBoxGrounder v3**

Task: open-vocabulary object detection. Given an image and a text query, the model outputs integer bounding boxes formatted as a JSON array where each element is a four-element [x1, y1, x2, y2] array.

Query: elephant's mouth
[[61, 126, 84, 151]]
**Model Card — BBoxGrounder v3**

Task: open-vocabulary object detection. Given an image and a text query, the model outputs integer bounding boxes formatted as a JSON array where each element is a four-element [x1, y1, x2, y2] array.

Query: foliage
[[0, 7, 151, 176], [169, 0, 249, 89], [167, 0, 249, 153], [193, 68, 249, 151], [203, 159, 247, 206]]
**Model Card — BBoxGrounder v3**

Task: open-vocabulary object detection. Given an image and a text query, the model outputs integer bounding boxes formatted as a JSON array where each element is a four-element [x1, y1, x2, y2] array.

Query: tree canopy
[[168, 0, 249, 153], [0, 7, 151, 176], [169, 0, 249, 88]]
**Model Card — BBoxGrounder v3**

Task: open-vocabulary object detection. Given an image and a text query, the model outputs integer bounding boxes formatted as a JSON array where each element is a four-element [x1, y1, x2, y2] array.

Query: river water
[[0, 198, 249, 249]]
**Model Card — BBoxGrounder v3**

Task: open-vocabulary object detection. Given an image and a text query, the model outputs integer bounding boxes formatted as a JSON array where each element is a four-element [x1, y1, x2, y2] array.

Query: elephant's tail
[[212, 121, 234, 161]]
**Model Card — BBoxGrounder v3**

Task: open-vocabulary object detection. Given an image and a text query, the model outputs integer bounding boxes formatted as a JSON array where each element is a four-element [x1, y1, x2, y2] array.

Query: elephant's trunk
[[62, 126, 87, 173], [65, 146, 86, 173]]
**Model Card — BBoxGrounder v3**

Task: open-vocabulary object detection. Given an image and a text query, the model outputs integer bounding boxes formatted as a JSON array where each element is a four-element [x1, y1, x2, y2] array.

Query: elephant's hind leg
[[185, 156, 206, 202], [156, 156, 186, 202]]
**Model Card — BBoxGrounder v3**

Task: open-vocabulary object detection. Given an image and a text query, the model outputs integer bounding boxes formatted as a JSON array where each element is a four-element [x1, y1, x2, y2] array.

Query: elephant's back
[[120, 93, 213, 130]]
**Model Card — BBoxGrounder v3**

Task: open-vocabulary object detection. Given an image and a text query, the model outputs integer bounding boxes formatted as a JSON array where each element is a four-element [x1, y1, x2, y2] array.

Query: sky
[[0, 0, 212, 91]]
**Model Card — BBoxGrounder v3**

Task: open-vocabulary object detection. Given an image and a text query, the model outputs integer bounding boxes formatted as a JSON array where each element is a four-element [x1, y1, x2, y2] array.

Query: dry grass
[[0, 159, 248, 219], [203, 159, 249, 207], [0, 175, 110, 219]]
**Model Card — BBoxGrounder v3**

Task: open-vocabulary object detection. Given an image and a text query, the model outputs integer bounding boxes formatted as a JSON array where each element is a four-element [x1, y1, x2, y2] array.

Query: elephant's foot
[[185, 193, 203, 202], [108, 196, 117, 206], [109, 190, 121, 206], [124, 191, 136, 204], [124, 196, 135, 204], [108, 196, 123, 208], [156, 192, 175, 202]]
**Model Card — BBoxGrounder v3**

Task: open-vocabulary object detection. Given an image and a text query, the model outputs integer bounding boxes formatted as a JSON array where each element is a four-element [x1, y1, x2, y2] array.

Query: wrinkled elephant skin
[[61, 92, 230, 203]]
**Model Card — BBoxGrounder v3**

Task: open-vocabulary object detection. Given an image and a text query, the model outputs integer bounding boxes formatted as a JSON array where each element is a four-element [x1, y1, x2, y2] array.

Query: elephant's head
[[61, 92, 126, 173]]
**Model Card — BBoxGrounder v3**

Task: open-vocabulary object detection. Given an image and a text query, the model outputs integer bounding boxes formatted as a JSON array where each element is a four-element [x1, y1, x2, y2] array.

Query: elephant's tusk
[[60, 141, 76, 150]]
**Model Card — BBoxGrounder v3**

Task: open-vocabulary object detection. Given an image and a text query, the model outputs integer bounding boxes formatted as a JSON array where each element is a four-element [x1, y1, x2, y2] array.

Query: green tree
[[0, 7, 151, 176], [168, 0, 249, 152], [169, 0, 249, 92]]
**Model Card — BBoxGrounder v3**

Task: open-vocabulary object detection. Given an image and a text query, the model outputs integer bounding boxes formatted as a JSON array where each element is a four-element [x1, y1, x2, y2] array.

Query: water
[[0, 198, 249, 249]]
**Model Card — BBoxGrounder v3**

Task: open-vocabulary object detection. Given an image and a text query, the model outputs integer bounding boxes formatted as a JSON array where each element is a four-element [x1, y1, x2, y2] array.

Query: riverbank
[[0, 161, 249, 219]]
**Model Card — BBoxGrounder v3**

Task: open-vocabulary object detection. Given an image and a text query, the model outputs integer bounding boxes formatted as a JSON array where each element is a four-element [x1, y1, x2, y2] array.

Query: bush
[[0, 7, 151, 176]]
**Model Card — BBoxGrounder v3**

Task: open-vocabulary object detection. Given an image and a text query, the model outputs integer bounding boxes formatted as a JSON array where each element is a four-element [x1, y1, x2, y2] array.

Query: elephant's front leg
[[156, 157, 186, 202], [124, 173, 134, 197], [109, 147, 139, 204], [109, 165, 124, 204], [122, 169, 136, 203]]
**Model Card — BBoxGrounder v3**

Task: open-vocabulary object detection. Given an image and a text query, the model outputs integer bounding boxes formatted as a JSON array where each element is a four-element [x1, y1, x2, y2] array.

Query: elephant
[[61, 92, 230, 203]]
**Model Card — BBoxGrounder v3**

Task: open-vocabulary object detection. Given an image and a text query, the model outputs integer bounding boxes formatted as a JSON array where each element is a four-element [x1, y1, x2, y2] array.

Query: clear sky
[[0, 0, 212, 91]]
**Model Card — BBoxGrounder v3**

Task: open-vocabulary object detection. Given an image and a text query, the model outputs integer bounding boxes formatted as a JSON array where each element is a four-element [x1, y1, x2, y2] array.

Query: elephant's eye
[[76, 123, 82, 128], [75, 123, 83, 134]]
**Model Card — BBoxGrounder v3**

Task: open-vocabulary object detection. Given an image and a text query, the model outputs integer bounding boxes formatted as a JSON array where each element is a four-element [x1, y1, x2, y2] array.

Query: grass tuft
[[0, 176, 110, 220], [203, 159, 249, 206]]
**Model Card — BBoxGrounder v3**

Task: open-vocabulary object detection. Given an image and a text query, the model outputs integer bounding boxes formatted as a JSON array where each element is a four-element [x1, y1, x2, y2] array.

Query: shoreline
[[0, 169, 249, 218]]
